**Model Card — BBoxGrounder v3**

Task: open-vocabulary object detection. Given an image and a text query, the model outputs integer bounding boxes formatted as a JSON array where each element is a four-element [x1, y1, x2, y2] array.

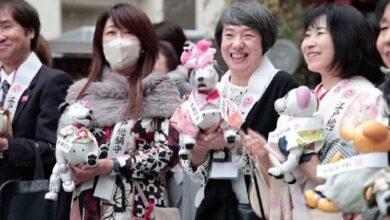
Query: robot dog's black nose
[[197, 77, 204, 82], [89, 110, 93, 114]]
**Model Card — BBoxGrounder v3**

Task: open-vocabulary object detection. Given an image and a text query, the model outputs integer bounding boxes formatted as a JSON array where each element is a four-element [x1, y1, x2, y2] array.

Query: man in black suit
[[0, 0, 73, 185]]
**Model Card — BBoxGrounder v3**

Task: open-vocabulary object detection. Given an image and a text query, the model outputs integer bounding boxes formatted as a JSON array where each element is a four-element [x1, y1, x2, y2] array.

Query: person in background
[[295, 4, 383, 220], [361, 1, 390, 219], [154, 40, 180, 74], [154, 24, 199, 220], [34, 35, 53, 67], [154, 21, 192, 97], [0, 0, 72, 185], [65, 3, 180, 219], [178, 1, 298, 219], [242, 4, 384, 220]]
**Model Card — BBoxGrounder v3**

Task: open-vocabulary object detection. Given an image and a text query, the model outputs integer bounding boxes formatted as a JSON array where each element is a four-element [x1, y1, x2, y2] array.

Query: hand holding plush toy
[[305, 93, 390, 213], [45, 101, 107, 201], [0, 108, 12, 158], [267, 86, 323, 184], [0, 108, 11, 137], [170, 39, 244, 161]]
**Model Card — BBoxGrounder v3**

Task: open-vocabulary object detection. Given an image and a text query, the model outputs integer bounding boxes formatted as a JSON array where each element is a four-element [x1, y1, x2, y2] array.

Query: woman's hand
[[189, 127, 235, 168], [298, 154, 325, 185], [343, 213, 361, 220], [239, 128, 268, 159], [240, 128, 272, 186], [70, 159, 114, 185], [69, 164, 90, 185]]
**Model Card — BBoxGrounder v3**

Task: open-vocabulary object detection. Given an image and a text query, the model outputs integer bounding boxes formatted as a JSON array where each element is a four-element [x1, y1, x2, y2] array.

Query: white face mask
[[103, 38, 141, 71]]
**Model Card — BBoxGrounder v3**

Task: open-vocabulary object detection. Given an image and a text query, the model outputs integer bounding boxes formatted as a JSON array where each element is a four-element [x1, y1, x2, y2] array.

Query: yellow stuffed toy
[[305, 94, 390, 213]]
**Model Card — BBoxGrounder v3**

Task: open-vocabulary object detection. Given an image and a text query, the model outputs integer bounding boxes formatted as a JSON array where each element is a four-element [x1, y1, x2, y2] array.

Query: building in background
[[26, 0, 223, 78]]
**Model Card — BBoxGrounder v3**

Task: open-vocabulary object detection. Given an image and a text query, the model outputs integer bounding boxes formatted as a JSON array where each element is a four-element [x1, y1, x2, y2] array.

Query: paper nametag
[[188, 93, 203, 125], [209, 162, 238, 179], [57, 137, 73, 153], [317, 152, 389, 178], [93, 175, 116, 202]]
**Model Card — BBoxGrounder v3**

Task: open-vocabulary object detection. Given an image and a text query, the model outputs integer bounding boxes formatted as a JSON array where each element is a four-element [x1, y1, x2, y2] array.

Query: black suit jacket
[[0, 65, 73, 185]]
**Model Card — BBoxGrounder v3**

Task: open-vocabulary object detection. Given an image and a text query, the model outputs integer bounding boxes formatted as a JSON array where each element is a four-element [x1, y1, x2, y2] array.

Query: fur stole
[[66, 68, 180, 127]]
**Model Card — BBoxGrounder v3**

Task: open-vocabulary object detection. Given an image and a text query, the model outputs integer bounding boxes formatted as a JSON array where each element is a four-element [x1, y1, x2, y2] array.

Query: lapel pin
[[21, 95, 29, 102]]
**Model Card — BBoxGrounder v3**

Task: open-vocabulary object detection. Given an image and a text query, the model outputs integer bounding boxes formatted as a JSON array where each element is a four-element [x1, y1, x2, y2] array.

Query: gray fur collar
[[66, 68, 180, 127]]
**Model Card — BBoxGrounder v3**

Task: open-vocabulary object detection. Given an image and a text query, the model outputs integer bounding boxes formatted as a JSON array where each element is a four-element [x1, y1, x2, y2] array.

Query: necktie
[[0, 81, 10, 107]]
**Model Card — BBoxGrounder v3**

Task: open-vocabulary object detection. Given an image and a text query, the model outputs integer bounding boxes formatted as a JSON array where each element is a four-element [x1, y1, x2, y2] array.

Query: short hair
[[304, 4, 383, 85], [375, 0, 390, 24], [0, 0, 40, 50], [154, 21, 187, 57], [158, 41, 179, 72], [214, 1, 277, 54]]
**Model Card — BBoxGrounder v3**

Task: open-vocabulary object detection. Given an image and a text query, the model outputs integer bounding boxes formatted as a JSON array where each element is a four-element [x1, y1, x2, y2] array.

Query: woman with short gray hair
[[179, 1, 298, 219]]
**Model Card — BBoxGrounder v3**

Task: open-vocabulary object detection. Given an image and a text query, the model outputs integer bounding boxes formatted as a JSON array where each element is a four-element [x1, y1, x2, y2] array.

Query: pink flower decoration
[[197, 39, 212, 52], [181, 39, 216, 70]]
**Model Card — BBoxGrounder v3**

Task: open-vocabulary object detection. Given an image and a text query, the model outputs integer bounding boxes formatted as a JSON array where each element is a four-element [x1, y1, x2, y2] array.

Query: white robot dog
[[170, 39, 244, 161], [45, 101, 105, 201], [267, 86, 323, 184]]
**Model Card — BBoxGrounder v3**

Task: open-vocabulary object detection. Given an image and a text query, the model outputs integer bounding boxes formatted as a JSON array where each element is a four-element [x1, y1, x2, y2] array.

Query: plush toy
[[0, 108, 12, 158], [0, 108, 11, 136], [45, 101, 105, 201], [305, 93, 390, 213], [170, 39, 244, 160], [267, 86, 323, 184]]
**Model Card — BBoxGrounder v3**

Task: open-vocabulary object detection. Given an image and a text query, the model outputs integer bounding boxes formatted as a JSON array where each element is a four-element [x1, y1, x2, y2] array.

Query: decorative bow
[[180, 39, 216, 70], [198, 90, 220, 105]]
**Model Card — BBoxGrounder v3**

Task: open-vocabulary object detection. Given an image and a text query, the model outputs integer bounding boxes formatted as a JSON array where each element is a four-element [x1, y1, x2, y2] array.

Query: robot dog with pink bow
[[170, 39, 244, 160]]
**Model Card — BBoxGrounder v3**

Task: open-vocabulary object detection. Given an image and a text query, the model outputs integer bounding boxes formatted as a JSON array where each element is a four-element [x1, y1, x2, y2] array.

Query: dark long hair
[[304, 4, 384, 85], [154, 21, 187, 58], [76, 3, 159, 118]]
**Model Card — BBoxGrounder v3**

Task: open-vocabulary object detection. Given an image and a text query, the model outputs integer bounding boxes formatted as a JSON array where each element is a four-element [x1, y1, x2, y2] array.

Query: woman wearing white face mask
[[62, 3, 181, 219]]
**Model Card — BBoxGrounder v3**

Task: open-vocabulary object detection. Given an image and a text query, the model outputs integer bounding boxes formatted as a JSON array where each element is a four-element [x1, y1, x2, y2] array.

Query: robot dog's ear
[[58, 102, 70, 113]]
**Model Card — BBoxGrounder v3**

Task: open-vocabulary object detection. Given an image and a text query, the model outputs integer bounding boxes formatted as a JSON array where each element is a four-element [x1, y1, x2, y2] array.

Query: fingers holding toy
[[69, 165, 89, 185], [69, 159, 113, 185], [198, 131, 234, 151], [83, 158, 114, 176], [343, 213, 361, 220]]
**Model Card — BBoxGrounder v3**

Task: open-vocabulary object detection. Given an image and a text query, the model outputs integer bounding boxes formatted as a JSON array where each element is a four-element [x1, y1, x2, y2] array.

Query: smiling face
[[221, 25, 262, 79], [0, 8, 34, 67], [301, 15, 335, 75], [377, 4, 390, 68]]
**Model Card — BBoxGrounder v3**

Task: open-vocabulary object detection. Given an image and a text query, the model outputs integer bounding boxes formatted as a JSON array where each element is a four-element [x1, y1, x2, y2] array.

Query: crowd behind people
[[0, 0, 389, 220]]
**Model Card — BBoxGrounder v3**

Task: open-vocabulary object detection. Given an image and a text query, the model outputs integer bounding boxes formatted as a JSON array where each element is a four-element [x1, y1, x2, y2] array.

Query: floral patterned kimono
[[65, 69, 181, 219]]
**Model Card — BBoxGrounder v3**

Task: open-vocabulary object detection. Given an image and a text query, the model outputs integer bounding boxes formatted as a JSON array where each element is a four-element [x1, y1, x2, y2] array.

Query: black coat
[[0, 65, 73, 185], [195, 71, 299, 220]]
